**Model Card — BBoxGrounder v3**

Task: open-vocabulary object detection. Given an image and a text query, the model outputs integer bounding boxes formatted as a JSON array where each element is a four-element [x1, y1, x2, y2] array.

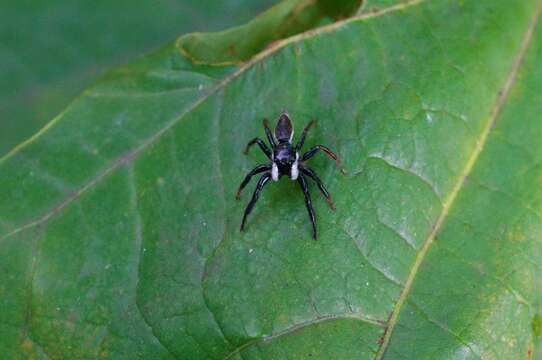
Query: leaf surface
[[1, 0, 542, 359], [0, 0, 275, 156], [177, 0, 363, 65]]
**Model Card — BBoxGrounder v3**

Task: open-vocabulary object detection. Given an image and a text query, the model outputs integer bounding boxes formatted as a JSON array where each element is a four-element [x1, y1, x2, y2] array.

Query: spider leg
[[298, 174, 317, 240], [236, 164, 271, 199], [300, 165, 335, 210], [244, 138, 272, 159], [295, 120, 315, 151], [240, 173, 272, 232], [263, 118, 277, 148], [302, 145, 346, 175]]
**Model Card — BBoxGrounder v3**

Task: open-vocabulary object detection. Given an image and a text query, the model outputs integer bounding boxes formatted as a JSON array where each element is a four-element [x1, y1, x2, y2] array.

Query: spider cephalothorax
[[236, 111, 344, 239]]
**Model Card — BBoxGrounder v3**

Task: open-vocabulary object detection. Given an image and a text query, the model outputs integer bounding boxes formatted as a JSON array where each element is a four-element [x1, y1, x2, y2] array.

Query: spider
[[236, 111, 344, 240]]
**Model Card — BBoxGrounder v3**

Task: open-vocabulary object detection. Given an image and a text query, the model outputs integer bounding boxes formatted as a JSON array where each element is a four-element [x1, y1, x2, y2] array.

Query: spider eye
[[275, 112, 293, 142]]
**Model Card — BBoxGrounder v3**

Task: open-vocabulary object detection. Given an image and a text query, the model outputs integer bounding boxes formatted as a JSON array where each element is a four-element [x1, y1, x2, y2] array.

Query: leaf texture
[[1, 0, 542, 359]]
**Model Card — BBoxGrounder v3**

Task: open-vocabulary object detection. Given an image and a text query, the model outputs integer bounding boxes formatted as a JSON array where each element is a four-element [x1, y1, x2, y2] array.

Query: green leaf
[[177, 0, 362, 65], [358, 0, 412, 14], [0, 0, 275, 157], [1, 0, 542, 359]]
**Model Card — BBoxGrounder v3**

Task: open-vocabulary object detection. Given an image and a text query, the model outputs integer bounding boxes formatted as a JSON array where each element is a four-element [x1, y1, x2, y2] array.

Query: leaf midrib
[[0, 0, 426, 242], [374, 1, 542, 358]]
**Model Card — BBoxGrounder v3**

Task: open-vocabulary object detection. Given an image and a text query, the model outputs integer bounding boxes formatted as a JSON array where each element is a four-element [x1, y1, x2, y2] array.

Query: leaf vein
[[339, 224, 402, 286], [374, 2, 542, 358], [222, 314, 384, 360], [200, 90, 234, 349], [130, 165, 179, 359], [408, 300, 483, 359], [0, 0, 428, 244]]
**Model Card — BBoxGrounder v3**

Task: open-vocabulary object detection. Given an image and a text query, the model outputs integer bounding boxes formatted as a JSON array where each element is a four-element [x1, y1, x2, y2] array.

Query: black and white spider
[[236, 111, 344, 239]]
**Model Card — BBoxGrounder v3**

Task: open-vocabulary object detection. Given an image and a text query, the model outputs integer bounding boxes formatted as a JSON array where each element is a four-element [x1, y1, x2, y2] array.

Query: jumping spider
[[236, 112, 344, 239]]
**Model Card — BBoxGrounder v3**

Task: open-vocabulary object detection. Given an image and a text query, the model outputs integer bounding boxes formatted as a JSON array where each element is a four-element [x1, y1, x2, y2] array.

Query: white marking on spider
[[291, 152, 299, 180], [272, 162, 279, 181]]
